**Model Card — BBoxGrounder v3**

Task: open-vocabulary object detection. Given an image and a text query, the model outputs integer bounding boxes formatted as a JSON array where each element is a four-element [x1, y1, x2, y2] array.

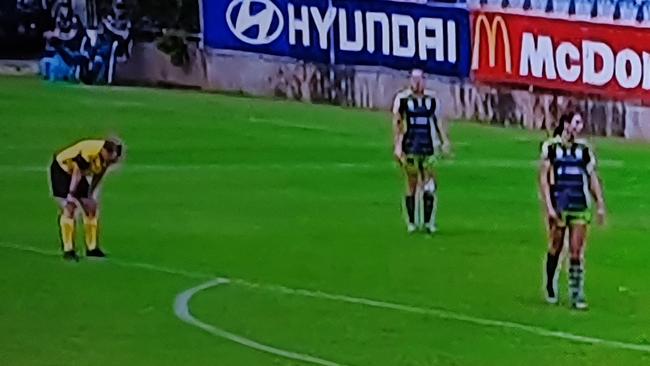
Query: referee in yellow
[[49, 138, 124, 261]]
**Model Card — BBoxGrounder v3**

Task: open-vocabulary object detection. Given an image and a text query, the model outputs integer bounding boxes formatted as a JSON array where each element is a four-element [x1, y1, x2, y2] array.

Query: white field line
[[0, 159, 627, 173], [2, 241, 650, 357], [78, 98, 147, 108], [231, 280, 650, 353], [174, 278, 348, 366], [0, 163, 372, 173], [248, 116, 351, 135]]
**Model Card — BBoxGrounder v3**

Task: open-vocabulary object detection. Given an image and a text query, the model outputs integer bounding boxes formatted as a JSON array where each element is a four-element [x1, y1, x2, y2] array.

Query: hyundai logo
[[226, 0, 284, 45]]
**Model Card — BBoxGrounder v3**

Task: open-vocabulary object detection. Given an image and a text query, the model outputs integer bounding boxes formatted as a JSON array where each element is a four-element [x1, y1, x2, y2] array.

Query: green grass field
[[1, 76, 649, 366]]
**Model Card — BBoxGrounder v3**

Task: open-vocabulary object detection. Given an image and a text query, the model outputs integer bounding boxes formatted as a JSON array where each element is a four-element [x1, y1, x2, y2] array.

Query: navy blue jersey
[[100, 15, 132, 61], [45, 16, 85, 58], [541, 139, 596, 213], [393, 89, 442, 156], [61, 17, 85, 51]]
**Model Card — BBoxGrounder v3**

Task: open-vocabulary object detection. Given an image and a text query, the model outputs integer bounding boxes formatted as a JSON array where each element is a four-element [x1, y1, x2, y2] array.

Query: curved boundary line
[[231, 279, 650, 353], [3, 242, 650, 357], [173, 278, 347, 366]]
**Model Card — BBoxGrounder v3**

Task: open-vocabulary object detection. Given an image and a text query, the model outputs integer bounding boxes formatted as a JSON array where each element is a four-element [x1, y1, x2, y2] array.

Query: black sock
[[405, 195, 415, 224], [423, 192, 434, 223], [545, 252, 560, 291]]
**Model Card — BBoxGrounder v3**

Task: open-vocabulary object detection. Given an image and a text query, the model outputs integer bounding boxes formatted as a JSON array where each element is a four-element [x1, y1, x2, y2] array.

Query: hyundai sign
[[202, 0, 471, 77]]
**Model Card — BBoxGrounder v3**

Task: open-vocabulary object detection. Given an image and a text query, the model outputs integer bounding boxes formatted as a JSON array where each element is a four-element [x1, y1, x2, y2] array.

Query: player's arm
[[431, 96, 451, 155], [586, 149, 606, 225], [538, 145, 558, 221], [393, 113, 404, 158], [539, 161, 556, 219], [392, 96, 405, 163], [67, 164, 82, 202], [589, 172, 606, 225], [67, 153, 90, 202], [89, 170, 105, 200], [438, 116, 452, 155]]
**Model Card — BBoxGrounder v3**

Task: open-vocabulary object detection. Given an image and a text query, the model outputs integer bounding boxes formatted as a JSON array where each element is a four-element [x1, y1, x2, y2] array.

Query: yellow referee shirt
[[55, 140, 108, 176]]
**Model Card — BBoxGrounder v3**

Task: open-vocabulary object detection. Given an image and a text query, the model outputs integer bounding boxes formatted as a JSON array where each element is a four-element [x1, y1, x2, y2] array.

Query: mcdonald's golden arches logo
[[472, 14, 512, 74]]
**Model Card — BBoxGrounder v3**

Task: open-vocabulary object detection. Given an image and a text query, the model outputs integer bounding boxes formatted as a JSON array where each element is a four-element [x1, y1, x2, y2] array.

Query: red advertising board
[[471, 10, 650, 102]]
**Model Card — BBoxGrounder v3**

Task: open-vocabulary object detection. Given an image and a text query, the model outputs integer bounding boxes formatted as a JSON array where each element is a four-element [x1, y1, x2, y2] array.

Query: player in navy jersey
[[392, 69, 451, 234], [539, 112, 606, 309], [41, 3, 86, 81], [540, 113, 574, 296], [539, 113, 570, 302]]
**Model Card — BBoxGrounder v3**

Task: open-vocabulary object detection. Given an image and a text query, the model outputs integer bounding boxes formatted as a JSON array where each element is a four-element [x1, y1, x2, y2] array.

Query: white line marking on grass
[[174, 278, 348, 366], [126, 162, 377, 172], [0, 159, 628, 174], [2, 241, 650, 356], [0, 241, 214, 279], [0, 166, 47, 172], [0, 162, 377, 173], [248, 116, 351, 135], [78, 98, 147, 108], [231, 280, 650, 354]]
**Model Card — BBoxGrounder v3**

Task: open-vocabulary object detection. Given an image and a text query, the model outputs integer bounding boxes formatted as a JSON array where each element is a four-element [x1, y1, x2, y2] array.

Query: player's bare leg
[[422, 168, 438, 234], [56, 198, 79, 261], [568, 223, 588, 310], [404, 171, 418, 233], [80, 198, 105, 258], [544, 220, 565, 304]]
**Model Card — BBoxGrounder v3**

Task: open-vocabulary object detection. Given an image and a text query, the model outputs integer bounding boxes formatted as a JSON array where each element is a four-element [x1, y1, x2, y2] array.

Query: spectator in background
[[79, 0, 132, 84], [101, 0, 132, 63], [473, 0, 649, 22], [39, 2, 85, 81]]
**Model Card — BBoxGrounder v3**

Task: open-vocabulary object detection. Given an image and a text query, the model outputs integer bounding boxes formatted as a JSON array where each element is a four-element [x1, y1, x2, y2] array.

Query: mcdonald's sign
[[472, 13, 512, 74], [470, 10, 650, 103]]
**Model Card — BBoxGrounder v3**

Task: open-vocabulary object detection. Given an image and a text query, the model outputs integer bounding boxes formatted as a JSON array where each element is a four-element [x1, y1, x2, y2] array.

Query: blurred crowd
[[39, 0, 132, 84], [421, 0, 650, 22], [474, 0, 650, 21]]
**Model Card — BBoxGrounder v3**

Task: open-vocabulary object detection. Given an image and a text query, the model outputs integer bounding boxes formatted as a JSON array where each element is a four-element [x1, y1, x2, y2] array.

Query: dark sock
[[423, 192, 434, 223], [405, 195, 415, 224], [546, 252, 560, 291]]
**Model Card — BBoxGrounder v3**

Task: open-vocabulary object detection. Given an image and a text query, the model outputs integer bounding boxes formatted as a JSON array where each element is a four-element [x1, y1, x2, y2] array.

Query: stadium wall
[[115, 44, 646, 139], [115, 42, 208, 89], [111, 0, 650, 140]]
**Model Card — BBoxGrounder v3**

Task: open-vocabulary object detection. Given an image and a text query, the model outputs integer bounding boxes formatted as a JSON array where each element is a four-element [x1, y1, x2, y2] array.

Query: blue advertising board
[[202, 0, 470, 77]]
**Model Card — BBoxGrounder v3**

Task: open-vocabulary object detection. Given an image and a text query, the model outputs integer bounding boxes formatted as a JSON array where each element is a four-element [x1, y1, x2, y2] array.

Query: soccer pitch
[[1, 76, 649, 366]]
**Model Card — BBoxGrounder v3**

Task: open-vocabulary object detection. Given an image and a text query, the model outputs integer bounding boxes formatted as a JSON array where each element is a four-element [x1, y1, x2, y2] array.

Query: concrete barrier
[[0, 60, 39, 76], [113, 44, 649, 140]]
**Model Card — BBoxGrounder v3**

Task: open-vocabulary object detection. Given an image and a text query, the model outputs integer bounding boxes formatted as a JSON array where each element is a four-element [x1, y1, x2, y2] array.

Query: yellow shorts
[[557, 210, 592, 227], [403, 154, 439, 175]]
